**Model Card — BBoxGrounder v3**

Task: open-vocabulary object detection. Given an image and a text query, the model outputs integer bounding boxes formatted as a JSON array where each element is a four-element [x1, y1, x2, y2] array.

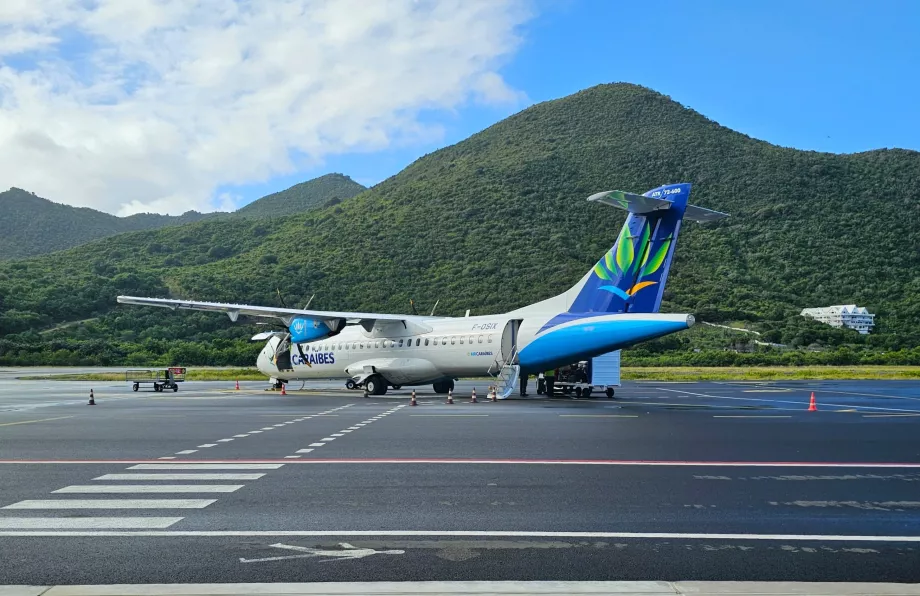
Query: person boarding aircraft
[[118, 183, 726, 398]]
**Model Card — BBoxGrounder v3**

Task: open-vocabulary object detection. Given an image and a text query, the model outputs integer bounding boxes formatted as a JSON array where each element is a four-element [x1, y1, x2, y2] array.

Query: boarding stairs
[[488, 345, 520, 399]]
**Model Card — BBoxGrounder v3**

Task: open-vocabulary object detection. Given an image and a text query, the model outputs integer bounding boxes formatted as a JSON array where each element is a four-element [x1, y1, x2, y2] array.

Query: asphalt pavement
[[1, 373, 919, 585]]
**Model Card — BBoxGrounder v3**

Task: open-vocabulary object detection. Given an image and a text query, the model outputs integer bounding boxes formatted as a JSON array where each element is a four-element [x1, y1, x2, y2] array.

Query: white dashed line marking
[[217, 439, 233, 442], [320, 437, 336, 442], [347, 427, 360, 430], [331, 434, 344, 437], [296, 449, 314, 454], [174, 450, 198, 455], [248, 431, 263, 434], [308, 443, 325, 447], [158, 457, 176, 460], [284, 455, 301, 459], [197, 444, 217, 448], [233, 435, 248, 438]]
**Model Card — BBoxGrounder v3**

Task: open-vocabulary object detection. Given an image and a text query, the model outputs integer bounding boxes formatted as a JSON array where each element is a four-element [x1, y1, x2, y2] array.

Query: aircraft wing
[[116, 295, 435, 326]]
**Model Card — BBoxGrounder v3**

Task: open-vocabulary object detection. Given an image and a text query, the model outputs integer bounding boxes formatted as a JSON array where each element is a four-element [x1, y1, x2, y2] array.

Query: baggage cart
[[125, 367, 186, 392]]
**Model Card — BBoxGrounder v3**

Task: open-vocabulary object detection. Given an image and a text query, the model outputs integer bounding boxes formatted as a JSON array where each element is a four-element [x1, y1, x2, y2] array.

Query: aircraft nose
[[257, 342, 277, 377]]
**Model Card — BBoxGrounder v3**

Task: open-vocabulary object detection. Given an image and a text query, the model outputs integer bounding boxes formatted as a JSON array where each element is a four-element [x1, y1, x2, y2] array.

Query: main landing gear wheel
[[432, 379, 454, 394], [365, 375, 387, 396], [345, 379, 357, 390]]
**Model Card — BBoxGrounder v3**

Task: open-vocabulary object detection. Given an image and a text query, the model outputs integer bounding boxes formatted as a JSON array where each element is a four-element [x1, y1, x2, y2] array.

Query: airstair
[[488, 319, 522, 399]]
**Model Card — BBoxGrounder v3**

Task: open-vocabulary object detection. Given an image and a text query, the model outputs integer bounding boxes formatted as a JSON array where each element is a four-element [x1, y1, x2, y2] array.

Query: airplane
[[118, 183, 727, 398]]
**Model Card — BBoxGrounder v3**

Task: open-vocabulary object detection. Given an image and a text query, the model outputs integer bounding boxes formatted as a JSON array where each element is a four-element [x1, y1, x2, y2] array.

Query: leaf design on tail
[[640, 236, 672, 278], [638, 223, 651, 268], [615, 223, 634, 273], [593, 262, 611, 281]]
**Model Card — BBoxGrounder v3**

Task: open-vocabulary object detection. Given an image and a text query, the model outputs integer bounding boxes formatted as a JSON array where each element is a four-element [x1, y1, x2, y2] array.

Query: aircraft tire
[[432, 379, 454, 394], [366, 375, 387, 396], [345, 379, 357, 390]]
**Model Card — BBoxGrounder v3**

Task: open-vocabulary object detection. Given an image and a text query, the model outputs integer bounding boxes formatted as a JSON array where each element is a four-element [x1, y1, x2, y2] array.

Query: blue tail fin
[[566, 182, 726, 316], [569, 183, 689, 314]]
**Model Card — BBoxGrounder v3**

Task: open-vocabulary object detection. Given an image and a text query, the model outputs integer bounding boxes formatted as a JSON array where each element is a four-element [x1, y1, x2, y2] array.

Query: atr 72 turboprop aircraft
[[118, 183, 726, 398]]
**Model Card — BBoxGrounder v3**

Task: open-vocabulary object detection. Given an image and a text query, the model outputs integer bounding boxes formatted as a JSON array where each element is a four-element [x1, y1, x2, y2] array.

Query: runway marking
[[273, 424, 286, 427], [0, 415, 74, 427], [341, 429, 353, 432], [284, 455, 301, 459], [158, 457, 176, 460], [128, 463, 284, 470], [217, 439, 233, 442], [296, 449, 314, 454], [0, 518, 182, 529], [5, 529, 920, 541], [330, 433, 345, 437], [660, 388, 920, 414], [863, 413, 920, 418], [320, 437, 337, 441], [807, 387, 920, 403], [3, 499, 216, 509], [233, 434, 249, 438], [95, 473, 266, 480], [5, 458, 920, 468], [53, 485, 244, 493], [559, 414, 638, 418], [248, 430, 263, 434], [308, 443, 325, 447], [347, 427, 360, 429], [197, 444, 217, 448], [174, 450, 198, 455], [713, 415, 792, 419]]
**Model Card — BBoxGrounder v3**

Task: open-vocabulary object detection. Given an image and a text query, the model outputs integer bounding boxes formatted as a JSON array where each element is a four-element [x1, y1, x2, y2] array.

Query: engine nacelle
[[288, 317, 344, 343]]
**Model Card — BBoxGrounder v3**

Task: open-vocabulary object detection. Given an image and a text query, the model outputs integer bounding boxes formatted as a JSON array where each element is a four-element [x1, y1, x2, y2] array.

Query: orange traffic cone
[[280, 383, 287, 396], [446, 389, 454, 404], [490, 386, 497, 402], [471, 388, 478, 403], [88, 389, 95, 406], [410, 390, 418, 406], [235, 380, 240, 390], [808, 392, 817, 412]]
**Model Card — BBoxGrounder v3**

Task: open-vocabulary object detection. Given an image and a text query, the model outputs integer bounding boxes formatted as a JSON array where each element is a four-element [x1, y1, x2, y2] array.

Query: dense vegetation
[[1, 83, 918, 367], [0, 174, 364, 260], [234, 173, 365, 218]]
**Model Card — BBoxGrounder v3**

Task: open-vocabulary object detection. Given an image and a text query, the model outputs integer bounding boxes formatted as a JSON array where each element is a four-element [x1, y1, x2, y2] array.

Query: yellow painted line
[[713, 415, 791, 419], [0, 416, 74, 428], [559, 414, 639, 418], [863, 413, 920, 418]]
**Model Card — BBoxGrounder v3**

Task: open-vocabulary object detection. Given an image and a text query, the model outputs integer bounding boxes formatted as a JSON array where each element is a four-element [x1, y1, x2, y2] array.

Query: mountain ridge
[[0, 173, 366, 260], [1, 82, 917, 366]]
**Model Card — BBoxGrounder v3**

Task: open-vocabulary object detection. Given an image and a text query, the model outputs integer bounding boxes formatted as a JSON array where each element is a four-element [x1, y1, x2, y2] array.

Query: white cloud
[[0, 0, 532, 215]]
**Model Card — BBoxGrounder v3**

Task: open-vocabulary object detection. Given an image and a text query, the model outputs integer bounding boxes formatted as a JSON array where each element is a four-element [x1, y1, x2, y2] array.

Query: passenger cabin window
[[359, 342, 364, 349], [375, 341, 380, 348], [459, 337, 464, 344], [398, 339, 404, 347], [441, 337, 447, 345], [424, 338, 429, 346], [416, 338, 421, 346], [488, 335, 493, 343], [450, 337, 456, 345], [478, 335, 484, 343], [469, 335, 474, 343]]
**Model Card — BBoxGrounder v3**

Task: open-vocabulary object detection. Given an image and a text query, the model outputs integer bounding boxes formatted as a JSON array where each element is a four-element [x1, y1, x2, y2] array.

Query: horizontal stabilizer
[[586, 190, 672, 214], [684, 204, 729, 223]]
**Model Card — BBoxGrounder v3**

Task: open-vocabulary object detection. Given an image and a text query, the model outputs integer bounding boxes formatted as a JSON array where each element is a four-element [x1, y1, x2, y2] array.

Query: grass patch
[[19, 368, 266, 382], [621, 366, 920, 381]]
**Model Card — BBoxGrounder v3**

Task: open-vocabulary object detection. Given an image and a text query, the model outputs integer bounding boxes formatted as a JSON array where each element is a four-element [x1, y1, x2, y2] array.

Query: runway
[[0, 373, 919, 584]]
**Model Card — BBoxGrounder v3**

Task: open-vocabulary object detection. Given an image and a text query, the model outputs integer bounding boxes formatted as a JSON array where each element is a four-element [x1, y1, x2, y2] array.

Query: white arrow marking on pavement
[[239, 542, 404, 564]]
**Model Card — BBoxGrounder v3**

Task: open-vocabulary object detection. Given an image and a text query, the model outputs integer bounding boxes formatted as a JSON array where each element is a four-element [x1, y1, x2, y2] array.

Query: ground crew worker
[[520, 373, 529, 397], [544, 368, 556, 397]]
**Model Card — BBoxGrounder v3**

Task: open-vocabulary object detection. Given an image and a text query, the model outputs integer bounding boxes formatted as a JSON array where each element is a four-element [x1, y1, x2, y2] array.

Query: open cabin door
[[500, 319, 522, 365]]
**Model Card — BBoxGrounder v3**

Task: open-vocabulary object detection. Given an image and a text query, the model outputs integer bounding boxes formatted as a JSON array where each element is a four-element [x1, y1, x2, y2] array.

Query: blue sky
[[234, 0, 919, 205]]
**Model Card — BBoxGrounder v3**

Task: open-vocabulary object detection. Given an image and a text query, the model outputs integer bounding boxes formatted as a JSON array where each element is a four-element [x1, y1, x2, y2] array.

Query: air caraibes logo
[[593, 222, 671, 301]]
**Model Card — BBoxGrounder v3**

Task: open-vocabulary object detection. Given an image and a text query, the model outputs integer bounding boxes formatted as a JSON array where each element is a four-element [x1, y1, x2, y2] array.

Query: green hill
[[0, 188, 215, 260], [0, 174, 366, 260], [1, 83, 919, 367], [234, 173, 365, 218]]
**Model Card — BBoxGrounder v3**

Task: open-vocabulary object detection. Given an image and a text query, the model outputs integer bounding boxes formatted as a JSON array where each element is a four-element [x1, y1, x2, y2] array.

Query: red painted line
[[0, 458, 919, 468]]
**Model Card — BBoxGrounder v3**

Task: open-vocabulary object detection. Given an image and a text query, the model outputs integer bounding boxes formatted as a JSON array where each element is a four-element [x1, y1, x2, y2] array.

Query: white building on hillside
[[800, 305, 875, 334]]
